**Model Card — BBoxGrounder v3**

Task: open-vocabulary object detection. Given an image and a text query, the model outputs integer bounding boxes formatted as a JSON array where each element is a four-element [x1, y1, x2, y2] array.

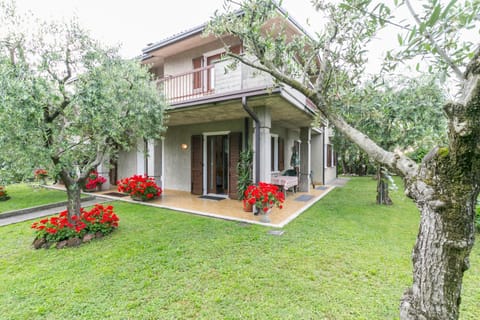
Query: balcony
[[157, 58, 317, 112]]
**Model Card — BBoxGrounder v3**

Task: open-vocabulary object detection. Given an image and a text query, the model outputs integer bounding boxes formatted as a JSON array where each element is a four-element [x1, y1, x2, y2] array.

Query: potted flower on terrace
[[34, 168, 48, 185], [84, 170, 107, 192], [117, 175, 162, 201], [244, 182, 285, 222]]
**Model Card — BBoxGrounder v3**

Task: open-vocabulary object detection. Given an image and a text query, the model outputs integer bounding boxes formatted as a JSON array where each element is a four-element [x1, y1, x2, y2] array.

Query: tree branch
[[405, 0, 465, 80]]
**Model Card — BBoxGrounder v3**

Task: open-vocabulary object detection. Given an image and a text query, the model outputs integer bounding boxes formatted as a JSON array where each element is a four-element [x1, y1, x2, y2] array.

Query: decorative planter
[[243, 200, 253, 212], [258, 208, 272, 223], [83, 187, 97, 193]]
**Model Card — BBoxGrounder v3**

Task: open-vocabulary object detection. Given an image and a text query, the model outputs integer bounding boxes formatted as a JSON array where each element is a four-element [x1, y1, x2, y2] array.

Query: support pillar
[[97, 155, 111, 190], [253, 106, 271, 183], [299, 127, 311, 192]]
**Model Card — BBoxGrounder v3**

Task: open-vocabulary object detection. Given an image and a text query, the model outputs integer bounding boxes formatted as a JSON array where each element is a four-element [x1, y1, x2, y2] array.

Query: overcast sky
[[15, 0, 327, 58]]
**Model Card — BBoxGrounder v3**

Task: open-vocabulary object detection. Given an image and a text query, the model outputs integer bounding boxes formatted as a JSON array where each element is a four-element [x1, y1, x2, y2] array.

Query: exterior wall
[[118, 149, 139, 179], [214, 59, 242, 94], [164, 41, 227, 76], [324, 127, 337, 184], [311, 133, 324, 185], [164, 120, 245, 192]]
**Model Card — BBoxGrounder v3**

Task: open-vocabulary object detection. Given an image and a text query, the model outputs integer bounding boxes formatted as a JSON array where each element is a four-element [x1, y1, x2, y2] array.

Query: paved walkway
[[0, 197, 112, 227]]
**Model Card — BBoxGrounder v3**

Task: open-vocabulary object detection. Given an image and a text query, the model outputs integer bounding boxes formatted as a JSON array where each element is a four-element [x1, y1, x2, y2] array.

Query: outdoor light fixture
[[181, 143, 188, 150]]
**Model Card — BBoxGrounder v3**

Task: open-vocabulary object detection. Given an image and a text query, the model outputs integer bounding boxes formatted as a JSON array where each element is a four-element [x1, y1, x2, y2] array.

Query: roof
[[141, 3, 313, 60]]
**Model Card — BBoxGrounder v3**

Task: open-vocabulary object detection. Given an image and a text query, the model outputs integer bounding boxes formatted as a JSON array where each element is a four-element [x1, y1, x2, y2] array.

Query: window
[[325, 144, 336, 168]]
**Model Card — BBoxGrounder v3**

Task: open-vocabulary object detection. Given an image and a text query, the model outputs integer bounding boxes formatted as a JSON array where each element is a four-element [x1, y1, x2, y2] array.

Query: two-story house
[[111, 7, 337, 200]]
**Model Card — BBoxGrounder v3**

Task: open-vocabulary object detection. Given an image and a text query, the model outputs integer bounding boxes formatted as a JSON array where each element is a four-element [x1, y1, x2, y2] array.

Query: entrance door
[[207, 135, 229, 194]]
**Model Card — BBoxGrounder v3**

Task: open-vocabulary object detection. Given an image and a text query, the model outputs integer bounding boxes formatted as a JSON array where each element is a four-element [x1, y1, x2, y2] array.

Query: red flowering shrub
[[31, 204, 119, 243], [0, 186, 10, 201], [117, 175, 162, 201], [34, 168, 48, 179], [244, 182, 285, 213], [84, 170, 107, 190]]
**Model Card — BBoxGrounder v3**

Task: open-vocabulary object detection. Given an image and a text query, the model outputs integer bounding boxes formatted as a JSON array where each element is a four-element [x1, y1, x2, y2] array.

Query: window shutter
[[192, 57, 203, 90]]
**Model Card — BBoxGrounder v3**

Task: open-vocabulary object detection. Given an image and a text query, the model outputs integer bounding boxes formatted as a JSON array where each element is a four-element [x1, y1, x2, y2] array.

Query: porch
[[96, 184, 335, 228]]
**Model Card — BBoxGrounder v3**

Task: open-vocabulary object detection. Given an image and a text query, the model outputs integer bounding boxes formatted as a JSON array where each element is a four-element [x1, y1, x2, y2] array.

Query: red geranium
[[84, 170, 107, 190], [117, 175, 162, 201], [244, 182, 285, 213], [31, 204, 119, 243]]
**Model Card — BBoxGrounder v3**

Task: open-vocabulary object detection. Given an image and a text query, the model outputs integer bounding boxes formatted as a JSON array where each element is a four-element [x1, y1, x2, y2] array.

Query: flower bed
[[31, 204, 119, 249], [117, 175, 162, 201]]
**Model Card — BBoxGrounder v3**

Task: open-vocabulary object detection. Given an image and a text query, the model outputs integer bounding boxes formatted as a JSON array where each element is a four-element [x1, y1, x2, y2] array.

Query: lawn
[[0, 177, 479, 319], [0, 184, 71, 214]]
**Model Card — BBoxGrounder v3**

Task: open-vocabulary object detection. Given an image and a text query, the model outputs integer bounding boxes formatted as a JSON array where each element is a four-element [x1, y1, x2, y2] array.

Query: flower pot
[[243, 200, 253, 212], [259, 208, 272, 223], [83, 187, 97, 193]]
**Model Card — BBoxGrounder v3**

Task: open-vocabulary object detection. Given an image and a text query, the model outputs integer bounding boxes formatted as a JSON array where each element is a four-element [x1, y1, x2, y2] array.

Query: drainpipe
[[322, 126, 326, 185], [242, 96, 260, 184]]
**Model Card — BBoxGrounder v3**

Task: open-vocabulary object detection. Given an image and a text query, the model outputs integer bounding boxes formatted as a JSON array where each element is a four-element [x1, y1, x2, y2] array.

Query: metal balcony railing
[[157, 65, 215, 104]]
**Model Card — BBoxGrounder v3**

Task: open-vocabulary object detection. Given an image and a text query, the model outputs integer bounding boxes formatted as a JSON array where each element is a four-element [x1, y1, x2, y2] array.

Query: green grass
[[0, 177, 479, 319], [0, 184, 71, 214]]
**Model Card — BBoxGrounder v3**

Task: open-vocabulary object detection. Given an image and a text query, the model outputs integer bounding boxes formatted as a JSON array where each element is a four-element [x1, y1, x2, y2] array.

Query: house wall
[[311, 132, 324, 185], [164, 119, 245, 192], [118, 149, 139, 179], [324, 127, 337, 184]]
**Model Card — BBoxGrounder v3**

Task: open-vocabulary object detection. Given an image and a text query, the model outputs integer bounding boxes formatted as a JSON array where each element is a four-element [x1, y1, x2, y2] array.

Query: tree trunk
[[59, 171, 84, 222], [400, 172, 478, 319], [376, 166, 393, 205]]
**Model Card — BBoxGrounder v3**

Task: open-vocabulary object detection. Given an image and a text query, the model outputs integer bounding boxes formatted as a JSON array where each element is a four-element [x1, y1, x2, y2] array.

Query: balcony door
[[206, 53, 222, 92]]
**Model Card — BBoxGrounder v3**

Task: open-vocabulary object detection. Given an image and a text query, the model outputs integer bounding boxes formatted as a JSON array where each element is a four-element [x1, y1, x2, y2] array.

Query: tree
[[207, 0, 480, 318], [332, 76, 447, 204], [0, 1, 166, 220]]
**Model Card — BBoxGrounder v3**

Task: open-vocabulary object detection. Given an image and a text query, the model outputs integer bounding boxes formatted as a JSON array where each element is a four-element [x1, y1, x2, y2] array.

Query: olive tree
[[208, 0, 480, 318], [0, 1, 166, 220]]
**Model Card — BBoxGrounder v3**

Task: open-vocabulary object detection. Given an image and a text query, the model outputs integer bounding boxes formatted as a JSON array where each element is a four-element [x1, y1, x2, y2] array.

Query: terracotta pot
[[243, 200, 253, 212]]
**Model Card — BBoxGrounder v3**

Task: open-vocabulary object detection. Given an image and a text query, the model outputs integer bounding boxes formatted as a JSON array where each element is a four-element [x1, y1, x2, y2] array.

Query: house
[[106, 7, 337, 199]]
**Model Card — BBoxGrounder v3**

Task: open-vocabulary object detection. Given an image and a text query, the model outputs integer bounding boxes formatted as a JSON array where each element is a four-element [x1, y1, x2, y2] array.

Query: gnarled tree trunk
[[399, 63, 480, 318]]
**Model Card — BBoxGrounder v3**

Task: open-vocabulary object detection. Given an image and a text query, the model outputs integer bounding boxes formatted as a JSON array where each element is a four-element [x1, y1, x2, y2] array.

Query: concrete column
[[311, 133, 323, 185], [97, 155, 111, 189], [136, 139, 146, 175], [299, 127, 311, 192], [254, 106, 271, 183]]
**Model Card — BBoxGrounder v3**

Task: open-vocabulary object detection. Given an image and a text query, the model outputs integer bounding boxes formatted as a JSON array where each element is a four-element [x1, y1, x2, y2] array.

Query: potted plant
[[237, 149, 253, 211], [84, 170, 107, 192], [244, 182, 285, 222], [117, 174, 162, 201], [34, 168, 48, 185]]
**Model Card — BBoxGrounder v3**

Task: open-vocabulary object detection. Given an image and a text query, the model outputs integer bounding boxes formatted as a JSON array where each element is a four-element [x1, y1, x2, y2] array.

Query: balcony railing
[[157, 65, 215, 104]]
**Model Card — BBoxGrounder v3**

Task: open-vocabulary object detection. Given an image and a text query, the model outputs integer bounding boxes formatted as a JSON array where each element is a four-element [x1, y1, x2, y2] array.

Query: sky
[[14, 0, 327, 58]]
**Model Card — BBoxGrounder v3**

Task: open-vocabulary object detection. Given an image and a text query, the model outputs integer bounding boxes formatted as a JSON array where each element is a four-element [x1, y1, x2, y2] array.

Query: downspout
[[322, 126, 326, 185], [242, 96, 260, 184]]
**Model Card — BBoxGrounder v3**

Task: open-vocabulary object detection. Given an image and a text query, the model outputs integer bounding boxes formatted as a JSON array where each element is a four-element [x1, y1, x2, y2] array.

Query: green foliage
[[237, 149, 253, 199], [333, 75, 447, 173], [387, 0, 480, 79], [0, 2, 166, 216]]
